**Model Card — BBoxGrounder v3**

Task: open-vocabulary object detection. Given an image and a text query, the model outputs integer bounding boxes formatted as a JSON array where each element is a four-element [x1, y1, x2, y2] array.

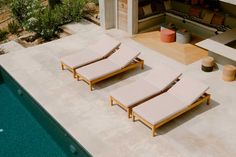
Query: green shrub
[[0, 0, 12, 9], [87, 0, 99, 5], [54, 0, 86, 24], [25, 7, 61, 41], [11, 0, 86, 41], [0, 29, 8, 41], [48, 0, 62, 9], [8, 21, 20, 34], [10, 0, 42, 26]]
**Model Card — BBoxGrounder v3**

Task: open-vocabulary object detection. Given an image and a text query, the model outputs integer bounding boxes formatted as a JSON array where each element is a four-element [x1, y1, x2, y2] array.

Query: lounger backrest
[[168, 77, 209, 105], [89, 35, 121, 58], [108, 44, 141, 68], [144, 65, 182, 90]]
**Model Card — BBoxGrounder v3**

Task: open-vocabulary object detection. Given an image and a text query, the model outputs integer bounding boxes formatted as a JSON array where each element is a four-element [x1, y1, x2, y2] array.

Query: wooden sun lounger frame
[[76, 58, 144, 91], [61, 60, 105, 79], [110, 79, 180, 119], [61, 46, 120, 78], [132, 93, 211, 137]]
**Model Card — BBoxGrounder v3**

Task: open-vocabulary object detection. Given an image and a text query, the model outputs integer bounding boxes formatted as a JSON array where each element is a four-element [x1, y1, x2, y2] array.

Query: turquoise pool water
[[0, 67, 91, 157]]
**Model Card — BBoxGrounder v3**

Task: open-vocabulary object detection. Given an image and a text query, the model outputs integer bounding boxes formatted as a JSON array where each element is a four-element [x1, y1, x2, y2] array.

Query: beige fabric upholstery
[[76, 46, 140, 81], [61, 35, 120, 69], [111, 79, 160, 107], [108, 44, 141, 68], [110, 66, 182, 107], [76, 60, 119, 81], [168, 77, 209, 105], [61, 49, 100, 69], [76, 44, 141, 81], [89, 35, 121, 57], [144, 65, 182, 89], [133, 77, 209, 125], [133, 93, 183, 125]]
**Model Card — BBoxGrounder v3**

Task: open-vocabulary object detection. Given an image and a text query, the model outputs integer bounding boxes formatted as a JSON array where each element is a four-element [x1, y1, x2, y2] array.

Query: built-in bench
[[137, 0, 236, 38]]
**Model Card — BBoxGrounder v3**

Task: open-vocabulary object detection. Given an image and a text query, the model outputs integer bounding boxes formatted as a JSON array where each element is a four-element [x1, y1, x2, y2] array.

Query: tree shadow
[[157, 99, 220, 135]]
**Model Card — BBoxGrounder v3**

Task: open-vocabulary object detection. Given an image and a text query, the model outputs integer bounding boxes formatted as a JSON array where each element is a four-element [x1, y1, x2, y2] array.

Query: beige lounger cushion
[[108, 45, 140, 68], [76, 44, 141, 81], [111, 79, 160, 107], [89, 35, 121, 57], [110, 65, 181, 107], [133, 93, 184, 125], [61, 35, 120, 69], [168, 77, 209, 105], [133, 77, 209, 125], [61, 49, 100, 69], [144, 65, 182, 89], [76, 60, 120, 81]]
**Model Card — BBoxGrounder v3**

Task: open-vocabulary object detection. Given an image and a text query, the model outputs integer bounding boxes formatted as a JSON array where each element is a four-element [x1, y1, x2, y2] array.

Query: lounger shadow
[[61, 34, 121, 78], [76, 44, 144, 91], [132, 77, 210, 137], [110, 65, 182, 118]]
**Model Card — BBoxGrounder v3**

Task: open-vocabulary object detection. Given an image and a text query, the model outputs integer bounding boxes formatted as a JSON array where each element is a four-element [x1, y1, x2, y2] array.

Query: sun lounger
[[61, 35, 121, 78], [110, 65, 182, 118], [76, 44, 144, 91], [132, 77, 210, 136]]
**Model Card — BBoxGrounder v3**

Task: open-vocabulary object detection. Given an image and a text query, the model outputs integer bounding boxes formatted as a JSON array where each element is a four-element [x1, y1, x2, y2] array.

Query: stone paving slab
[[0, 40, 25, 53], [0, 21, 236, 157]]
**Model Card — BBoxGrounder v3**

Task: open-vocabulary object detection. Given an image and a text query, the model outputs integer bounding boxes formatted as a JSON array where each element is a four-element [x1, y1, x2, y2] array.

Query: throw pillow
[[142, 4, 153, 16], [189, 7, 202, 17], [211, 14, 225, 25], [202, 11, 214, 24], [164, 0, 172, 10]]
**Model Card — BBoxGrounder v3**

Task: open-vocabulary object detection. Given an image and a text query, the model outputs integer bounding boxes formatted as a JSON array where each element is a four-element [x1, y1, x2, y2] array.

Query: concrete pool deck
[[1, 20, 236, 157]]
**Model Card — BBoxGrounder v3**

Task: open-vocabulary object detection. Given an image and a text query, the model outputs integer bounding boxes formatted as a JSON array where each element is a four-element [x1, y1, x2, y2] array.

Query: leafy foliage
[[25, 7, 61, 41], [10, 0, 86, 41], [0, 0, 12, 9], [48, 0, 62, 9], [54, 0, 85, 24], [7, 21, 20, 34], [87, 0, 99, 5], [10, 0, 42, 26], [0, 29, 8, 41]]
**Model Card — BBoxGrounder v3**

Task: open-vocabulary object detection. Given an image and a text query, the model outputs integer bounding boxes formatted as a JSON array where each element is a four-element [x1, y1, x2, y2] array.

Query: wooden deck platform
[[133, 31, 208, 65]]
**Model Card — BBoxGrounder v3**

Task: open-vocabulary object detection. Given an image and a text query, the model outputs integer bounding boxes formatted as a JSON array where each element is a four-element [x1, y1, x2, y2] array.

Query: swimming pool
[[0, 67, 91, 157]]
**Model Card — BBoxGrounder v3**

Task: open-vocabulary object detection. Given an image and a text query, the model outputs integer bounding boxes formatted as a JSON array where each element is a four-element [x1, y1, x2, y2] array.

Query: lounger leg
[[132, 113, 135, 122], [61, 63, 65, 70], [128, 108, 132, 119], [152, 127, 156, 137], [89, 83, 93, 91], [73, 69, 76, 78], [110, 97, 113, 106], [77, 75, 80, 81], [207, 95, 211, 105], [141, 61, 144, 69]]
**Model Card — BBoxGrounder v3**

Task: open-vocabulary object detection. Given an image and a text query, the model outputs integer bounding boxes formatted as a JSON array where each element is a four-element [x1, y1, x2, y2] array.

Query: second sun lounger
[[76, 44, 144, 91], [61, 35, 121, 78], [110, 65, 182, 118], [132, 77, 211, 136]]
